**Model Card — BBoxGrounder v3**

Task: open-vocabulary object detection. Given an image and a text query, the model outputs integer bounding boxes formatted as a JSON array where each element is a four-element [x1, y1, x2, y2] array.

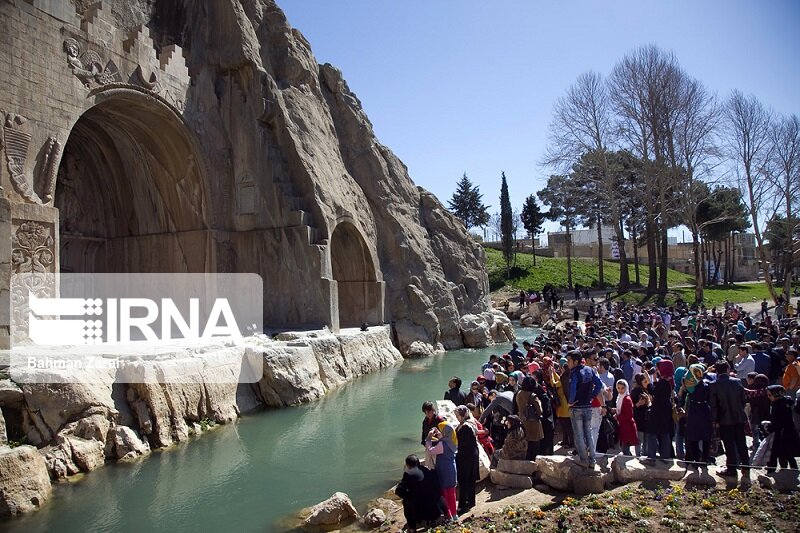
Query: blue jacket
[[568, 364, 603, 408]]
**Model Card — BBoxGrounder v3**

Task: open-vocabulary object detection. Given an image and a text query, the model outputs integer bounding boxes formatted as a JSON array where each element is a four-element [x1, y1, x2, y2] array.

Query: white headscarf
[[615, 379, 630, 414]]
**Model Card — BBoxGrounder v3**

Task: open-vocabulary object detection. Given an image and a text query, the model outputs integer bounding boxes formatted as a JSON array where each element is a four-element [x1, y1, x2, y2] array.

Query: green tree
[[500, 173, 514, 276], [447, 173, 490, 231], [520, 195, 546, 266], [765, 215, 796, 291], [538, 174, 581, 289], [696, 186, 750, 286]]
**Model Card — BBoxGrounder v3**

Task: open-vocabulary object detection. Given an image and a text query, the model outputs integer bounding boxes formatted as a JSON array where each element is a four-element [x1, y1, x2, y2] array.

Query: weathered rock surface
[[303, 491, 359, 526], [497, 459, 539, 476], [0, 445, 51, 517], [490, 469, 534, 489], [0, 410, 6, 446], [611, 457, 686, 483], [536, 455, 611, 494], [112, 426, 151, 460], [363, 507, 387, 528]]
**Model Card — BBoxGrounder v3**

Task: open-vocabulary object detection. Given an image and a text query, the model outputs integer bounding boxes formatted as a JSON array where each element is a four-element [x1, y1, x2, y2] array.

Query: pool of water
[[2, 328, 538, 532]]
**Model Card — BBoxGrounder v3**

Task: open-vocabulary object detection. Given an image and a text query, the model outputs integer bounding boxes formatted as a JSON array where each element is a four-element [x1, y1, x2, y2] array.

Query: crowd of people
[[396, 298, 800, 530]]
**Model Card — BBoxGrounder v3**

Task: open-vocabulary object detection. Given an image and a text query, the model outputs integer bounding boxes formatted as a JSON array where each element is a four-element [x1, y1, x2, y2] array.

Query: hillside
[[485, 248, 694, 292]]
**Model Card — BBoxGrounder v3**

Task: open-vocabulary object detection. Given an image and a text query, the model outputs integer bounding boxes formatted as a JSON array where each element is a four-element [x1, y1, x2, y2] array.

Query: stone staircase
[[267, 144, 327, 246]]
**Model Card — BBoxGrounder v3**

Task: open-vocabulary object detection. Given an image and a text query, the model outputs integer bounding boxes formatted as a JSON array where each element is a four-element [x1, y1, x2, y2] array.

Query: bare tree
[[771, 113, 800, 297], [724, 91, 778, 301], [542, 71, 632, 289], [675, 75, 722, 302], [609, 45, 686, 296]]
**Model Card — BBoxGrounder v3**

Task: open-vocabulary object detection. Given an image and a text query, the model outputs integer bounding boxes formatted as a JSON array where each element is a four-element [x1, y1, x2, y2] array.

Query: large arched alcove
[[55, 90, 210, 273], [329, 221, 384, 328]]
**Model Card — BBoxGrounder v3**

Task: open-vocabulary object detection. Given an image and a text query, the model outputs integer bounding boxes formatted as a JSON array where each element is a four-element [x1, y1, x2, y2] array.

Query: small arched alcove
[[329, 221, 384, 329], [55, 89, 210, 273]]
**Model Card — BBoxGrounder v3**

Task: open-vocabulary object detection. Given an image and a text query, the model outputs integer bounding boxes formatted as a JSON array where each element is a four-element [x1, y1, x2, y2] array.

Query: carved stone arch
[[54, 88, 213, 273], [329, 219, 384, 329]]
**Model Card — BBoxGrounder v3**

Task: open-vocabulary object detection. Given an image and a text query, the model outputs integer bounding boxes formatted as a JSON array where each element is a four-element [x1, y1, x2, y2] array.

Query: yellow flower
[[532, 509, 546, 520], [701, 499, 715, 510]]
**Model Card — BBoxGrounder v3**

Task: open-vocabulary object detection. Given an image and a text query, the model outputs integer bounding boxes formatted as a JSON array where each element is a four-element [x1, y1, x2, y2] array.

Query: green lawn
[[617, 282, 799, 307], [485, 248, 694, 292]]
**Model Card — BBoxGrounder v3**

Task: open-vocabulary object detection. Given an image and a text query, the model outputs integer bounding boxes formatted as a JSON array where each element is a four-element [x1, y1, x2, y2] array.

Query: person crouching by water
[[454, 405, 480, 515], [395, 454, 444, 531], [425, 421, 458, 521]]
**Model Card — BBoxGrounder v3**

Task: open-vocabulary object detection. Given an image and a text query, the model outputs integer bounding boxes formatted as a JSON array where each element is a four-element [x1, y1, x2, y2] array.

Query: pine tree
[[520, 195, 546, 266], [447, 173, 489, 230], [500, 173, 514, 276]]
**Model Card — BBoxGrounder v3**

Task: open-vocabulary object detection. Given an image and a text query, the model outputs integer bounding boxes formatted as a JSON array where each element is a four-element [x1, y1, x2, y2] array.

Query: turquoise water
[[2, 328, 537, 533]]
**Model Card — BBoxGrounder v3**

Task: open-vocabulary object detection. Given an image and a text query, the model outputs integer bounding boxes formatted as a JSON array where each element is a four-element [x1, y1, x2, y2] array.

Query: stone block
[[611, 457, 686, 483], [536, 455, 612, 493], [757, 471, 800, 492], [498, 458, 538, 476], [490, 469, 533, 489], [684, 470, 717, 486]]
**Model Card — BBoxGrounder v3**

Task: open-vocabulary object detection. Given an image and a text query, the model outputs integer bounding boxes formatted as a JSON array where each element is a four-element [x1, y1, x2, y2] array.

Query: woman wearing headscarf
[[454, 405, 479, 514], [516, 376, 544, 460], [643, 359, 675, 464], [681, 363, 713, 466], [495, 415, 528, 463], [614, 379, 638, 456], [631, 373, 652, 457], [532, 371, 555, 455], [673, 366, 689, 460], [425, 420, 458, 520]]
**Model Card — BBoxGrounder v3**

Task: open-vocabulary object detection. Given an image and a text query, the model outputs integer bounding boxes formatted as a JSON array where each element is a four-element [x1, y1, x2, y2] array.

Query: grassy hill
[[485, 248, 694, 292]]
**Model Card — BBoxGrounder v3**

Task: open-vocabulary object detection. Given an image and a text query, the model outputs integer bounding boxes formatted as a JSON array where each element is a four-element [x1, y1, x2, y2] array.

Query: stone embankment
[[0, 327, 405, 516]]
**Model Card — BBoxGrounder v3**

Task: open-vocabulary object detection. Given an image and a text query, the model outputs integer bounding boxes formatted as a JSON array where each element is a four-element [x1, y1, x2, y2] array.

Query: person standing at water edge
[[420, 402, 445, 446], [425, 421, 459, 521], [454, 405, 479, 514], [444, 376, 467, 406]]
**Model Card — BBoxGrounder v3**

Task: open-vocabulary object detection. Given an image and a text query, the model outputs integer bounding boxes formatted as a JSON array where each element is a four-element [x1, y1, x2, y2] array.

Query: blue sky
[[279, 1, 800, 240]]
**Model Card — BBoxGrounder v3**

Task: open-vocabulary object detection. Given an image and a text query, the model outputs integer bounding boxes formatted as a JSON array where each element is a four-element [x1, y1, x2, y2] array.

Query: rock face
[[303, 491, 359, 526], [0, 445, 52, 517], [0, 0, 494, 356]]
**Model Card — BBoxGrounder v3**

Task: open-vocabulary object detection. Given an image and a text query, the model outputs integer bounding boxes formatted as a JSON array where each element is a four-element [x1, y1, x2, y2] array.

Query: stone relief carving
[[10, 222, 56, 344], [63, 38, 122, 88], [134, 64, 162, 94], [39, 136, 62, 203], [2, 114, 43, 204], [12, 222, 55, 274], [55, 152, 88, 233]]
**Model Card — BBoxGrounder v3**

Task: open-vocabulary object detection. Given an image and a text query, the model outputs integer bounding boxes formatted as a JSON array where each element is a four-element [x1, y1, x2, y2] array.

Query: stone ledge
[[497, 458, 538, 476], [490, 469, 533, 489]]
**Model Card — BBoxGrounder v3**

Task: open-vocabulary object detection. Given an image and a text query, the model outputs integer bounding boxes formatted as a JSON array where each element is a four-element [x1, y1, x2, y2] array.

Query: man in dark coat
[[443, 377, 467, 406], [508, 342, 526, 370], [709, 361, 750, 479], [396, 454, 443, 530], [765, 385, 800, 471]]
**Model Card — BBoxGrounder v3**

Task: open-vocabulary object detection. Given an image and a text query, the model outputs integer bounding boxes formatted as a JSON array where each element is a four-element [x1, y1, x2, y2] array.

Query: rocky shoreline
[[0, 314, 515, 519]]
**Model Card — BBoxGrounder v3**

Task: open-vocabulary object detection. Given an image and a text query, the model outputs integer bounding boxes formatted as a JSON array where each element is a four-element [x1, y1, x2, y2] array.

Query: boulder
[[488, 310, 515, 344], [0, 445, 51, 517], [490, 469, 533, 489], [520, 315, 535, 327], [611, 457, 686, 483], [459, 314, 492, 348], [363, 507, 386, 528], [303, 492, 359, 526], [66, 436, 105, 472], [112, 426, 151, 460], [497, 459, 538, 476], [536, 455, 610, 493]]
